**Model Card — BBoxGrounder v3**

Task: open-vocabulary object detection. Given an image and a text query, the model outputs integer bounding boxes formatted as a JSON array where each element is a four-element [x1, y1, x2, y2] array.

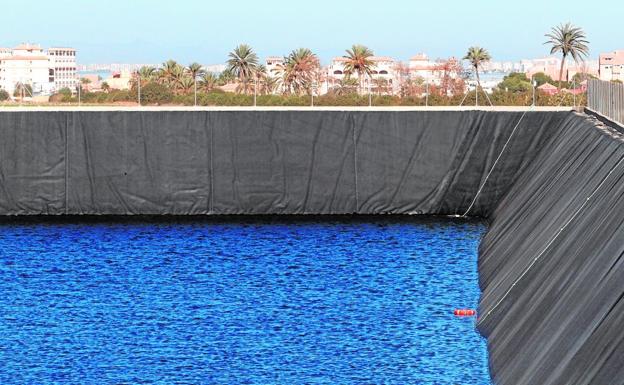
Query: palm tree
[[343, 45, 375, 94], [101, 82, 110, 93], [226, 44, 259, 94], [177, 77, 195, 94], [544, 23, 589, 89], [260, 76, 280, 95], [280, 48, 320, 96], [139, 66, 157, 81], [130, 66, 157, 89], [199, 72, 219, 92], [187, 62, 206, 81], [330, 77, 359, 96], [463, 46, 491, 98], [158, 60, 184, 87]]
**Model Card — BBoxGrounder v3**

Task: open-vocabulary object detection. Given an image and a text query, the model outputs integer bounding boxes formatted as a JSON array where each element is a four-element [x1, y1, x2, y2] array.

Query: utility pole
[[532, 75, 536, 106], [137, 71, 141, 106], [78, 82, 81, 106], [425, 79, 429, 107], [368, 75, 372, 107], [194, 75, 198, 107], [253, 74, 257, 107]]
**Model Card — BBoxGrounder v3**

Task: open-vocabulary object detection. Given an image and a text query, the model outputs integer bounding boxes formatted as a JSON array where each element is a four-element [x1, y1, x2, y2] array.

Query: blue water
[[0, 217, 491, 385]]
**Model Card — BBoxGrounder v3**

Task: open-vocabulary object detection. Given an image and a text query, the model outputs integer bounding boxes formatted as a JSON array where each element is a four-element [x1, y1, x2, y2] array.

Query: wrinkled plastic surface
[[478, 113, 624, 385], [0, 110, 568, 216]]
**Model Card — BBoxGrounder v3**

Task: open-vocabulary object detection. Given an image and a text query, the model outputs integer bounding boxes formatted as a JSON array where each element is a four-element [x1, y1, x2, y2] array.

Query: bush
[[139, 82, 173, 105], [0, 89, 9, 101], [497, 72, 531, 93], [109, 90, 132, 103]]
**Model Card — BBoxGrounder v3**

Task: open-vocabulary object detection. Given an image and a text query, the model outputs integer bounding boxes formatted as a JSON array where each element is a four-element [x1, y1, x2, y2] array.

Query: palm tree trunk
[[558, 56, 566, 91], [475, 66, 482, 106], [358, 73, 363, 95]]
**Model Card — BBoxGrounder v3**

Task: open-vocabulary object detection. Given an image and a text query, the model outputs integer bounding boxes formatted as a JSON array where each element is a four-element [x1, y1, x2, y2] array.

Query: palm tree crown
[[463, 46, 491, 72], [343, 45, 375, 92], [226, 44, 259, 94], [187, 62, 206, 80], [158, 60, 184, 88], [463, 46, 491, 98], [544, 22, 589, 88], [281, 48, 320, 95]]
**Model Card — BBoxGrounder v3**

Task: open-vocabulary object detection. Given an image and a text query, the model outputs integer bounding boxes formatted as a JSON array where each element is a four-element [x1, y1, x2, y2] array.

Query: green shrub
[[140, 82, 174, 105]]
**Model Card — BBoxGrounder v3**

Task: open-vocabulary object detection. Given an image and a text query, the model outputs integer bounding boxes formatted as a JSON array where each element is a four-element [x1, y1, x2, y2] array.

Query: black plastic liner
[[0, 110, 567, 216], [478, 113, 624, 385]]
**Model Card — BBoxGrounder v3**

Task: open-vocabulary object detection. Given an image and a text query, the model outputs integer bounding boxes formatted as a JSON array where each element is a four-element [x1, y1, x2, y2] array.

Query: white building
[[48, 47, 77, 91], [408, 53, 461, 90], [0, 43, 77, 98], [328, 56, 399, 95], [265, 56, 284, 78], [0, 44, 53, 97], [408, 54, 442, 84], [599, 50, 624, 82]]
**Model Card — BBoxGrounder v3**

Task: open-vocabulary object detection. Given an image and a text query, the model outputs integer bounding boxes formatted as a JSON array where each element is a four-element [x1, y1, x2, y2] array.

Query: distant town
[[0, 40, 623, 104]]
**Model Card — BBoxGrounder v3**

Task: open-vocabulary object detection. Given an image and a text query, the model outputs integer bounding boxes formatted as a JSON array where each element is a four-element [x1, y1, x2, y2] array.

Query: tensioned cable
[[459, 91, 469, 107], [479, 152, 624, 323], [461, 109, 530, 217], [483, 88, 494, 107]]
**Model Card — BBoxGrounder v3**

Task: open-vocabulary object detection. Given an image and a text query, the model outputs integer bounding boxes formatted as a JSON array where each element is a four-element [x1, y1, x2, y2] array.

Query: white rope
[[459, 91, 469, 107], [462, 109, 529, 217], [480, 153, 624, 323], [483, 87, 494, 107]]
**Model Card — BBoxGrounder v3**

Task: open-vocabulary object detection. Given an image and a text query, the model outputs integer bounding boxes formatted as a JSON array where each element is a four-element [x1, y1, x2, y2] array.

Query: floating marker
[[454, 309, 476, 317]]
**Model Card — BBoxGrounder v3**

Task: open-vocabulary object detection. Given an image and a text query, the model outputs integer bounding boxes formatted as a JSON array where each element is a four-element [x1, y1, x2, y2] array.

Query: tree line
[[34, 22, 596, 107]]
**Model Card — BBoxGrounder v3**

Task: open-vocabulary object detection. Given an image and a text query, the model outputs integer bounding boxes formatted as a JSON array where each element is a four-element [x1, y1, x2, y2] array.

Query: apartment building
[[328, 56, 399, 95], [265, 56, 284, 77], [599, 50, 624, 82], [0, 44, 53, 96], [48, 47, 77, 91], [408, 54, 443, 84], [0, 43, 77, 98]]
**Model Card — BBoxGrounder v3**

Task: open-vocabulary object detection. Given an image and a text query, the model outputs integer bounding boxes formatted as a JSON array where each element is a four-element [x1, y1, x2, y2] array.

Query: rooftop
[[370, 56, 395, 62], [1, 56, 49, 61], [599, 50, 624, 64], [410, 54, 429, 61], [13, 43, 42, 50]]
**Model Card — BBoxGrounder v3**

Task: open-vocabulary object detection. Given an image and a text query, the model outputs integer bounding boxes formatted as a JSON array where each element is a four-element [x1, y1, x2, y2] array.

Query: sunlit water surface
[[0, 217, 491, 384]]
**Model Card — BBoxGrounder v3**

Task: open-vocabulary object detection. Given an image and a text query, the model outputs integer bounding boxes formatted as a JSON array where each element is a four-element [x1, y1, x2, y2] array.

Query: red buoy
[[454, 309, 476, 317]]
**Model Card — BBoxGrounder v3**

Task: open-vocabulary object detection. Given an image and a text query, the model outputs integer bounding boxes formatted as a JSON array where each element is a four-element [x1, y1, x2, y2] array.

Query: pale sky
[[1, 0, 622, 64]]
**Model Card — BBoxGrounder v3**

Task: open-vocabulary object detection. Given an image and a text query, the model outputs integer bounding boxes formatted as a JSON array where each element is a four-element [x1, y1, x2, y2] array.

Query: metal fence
[[587, 78, 624, 125]]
